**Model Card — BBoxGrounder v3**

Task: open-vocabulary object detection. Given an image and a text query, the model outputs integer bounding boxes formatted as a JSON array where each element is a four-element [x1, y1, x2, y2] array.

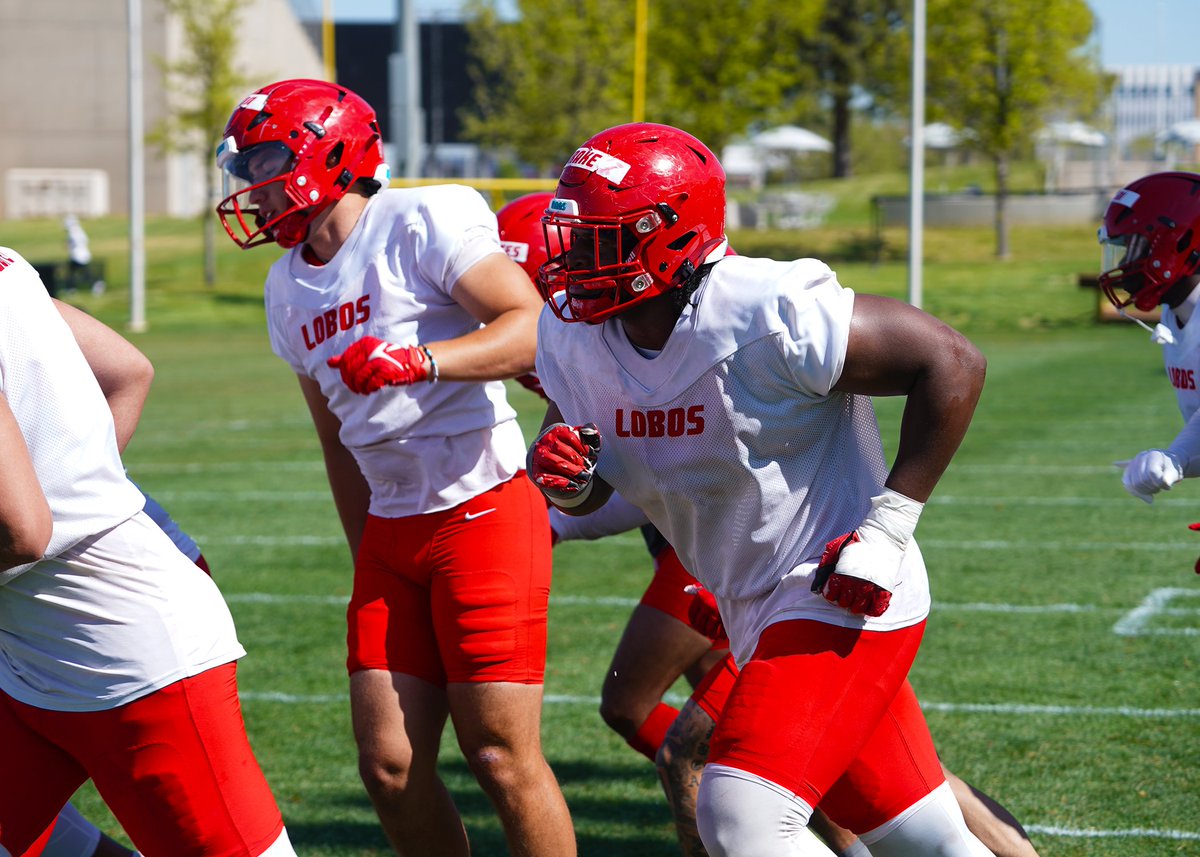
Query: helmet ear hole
[[667, 231, 697, 251], [1177, 229, 1194, 253], [326, 142, 345, 170]]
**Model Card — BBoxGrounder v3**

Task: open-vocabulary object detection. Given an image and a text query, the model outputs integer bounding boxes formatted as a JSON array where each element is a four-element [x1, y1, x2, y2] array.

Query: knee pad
[[860, 781, 991, 857], [696, 764, 833, 856]]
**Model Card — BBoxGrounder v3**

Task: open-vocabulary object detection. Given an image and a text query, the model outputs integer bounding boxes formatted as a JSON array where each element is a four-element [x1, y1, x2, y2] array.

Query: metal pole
[[907, 0, 926, 309], [323, 0, 336, 82], [128, 0, 146, 331], [633, 0, 647, 122]]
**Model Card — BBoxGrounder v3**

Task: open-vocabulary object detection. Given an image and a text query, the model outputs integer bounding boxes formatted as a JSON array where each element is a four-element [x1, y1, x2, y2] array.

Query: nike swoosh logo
[[464, 508, 497, 521]]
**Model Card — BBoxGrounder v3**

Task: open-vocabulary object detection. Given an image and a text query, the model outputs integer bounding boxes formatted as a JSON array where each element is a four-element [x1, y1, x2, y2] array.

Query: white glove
[[1118, 449, 1184, 504]]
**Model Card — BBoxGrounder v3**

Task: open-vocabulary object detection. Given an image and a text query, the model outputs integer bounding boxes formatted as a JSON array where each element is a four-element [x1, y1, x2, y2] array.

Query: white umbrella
[[1037, 121, 1107, 148], [1158, 119, 1200, 146], [750, 125, 833, 153]]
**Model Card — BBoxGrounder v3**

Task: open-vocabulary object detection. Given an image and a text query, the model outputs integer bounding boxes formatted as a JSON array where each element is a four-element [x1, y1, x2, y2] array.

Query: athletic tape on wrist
[[858, 488, 924, 548]]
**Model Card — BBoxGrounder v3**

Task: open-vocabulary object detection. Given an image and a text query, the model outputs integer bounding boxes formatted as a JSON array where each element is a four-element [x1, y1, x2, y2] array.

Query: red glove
[[1189, 522, 1200, 574], [684, 583, 728, 646], [515, 372, 548, 401], [526, 422, 601, 506], [327, 336, 431, 394], [811, 532, 894, 617]]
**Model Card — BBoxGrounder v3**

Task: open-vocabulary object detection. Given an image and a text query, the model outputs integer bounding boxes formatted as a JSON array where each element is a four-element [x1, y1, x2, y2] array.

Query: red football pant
[[707, 619, 944, 833], [348, 473, 553, 684], [1, 663, 284, 857]]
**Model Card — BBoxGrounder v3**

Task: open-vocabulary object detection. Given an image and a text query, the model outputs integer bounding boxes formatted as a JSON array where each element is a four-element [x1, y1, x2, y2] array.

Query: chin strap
[[1117, 307, 1176, 345]]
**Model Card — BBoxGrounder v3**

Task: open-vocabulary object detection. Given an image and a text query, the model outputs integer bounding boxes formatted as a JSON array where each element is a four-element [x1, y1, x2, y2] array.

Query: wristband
[[419, 345, 438, 383], [856, 488, 924, 549]]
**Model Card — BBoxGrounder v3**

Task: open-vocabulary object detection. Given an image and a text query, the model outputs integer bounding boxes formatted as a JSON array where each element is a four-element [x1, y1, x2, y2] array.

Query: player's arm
[[814, 293, 985, 616], [297, 374, 371, 560], [427, 252, 543, 381], [834, 292, 986, 503], [54, 299, 153, 452], [0, 391, 52, 569], [326, 253, 541, 394], [528, 399, 613, 516]]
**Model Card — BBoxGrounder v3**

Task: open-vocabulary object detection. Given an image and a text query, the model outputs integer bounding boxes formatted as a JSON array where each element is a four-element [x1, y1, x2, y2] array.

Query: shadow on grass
[[280, 757, 681, 855]]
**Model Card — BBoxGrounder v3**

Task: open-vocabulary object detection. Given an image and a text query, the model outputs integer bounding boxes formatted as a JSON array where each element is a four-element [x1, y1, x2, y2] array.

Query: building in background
[[1108, 64, 1199, 156], [0, 0, 324, 220]]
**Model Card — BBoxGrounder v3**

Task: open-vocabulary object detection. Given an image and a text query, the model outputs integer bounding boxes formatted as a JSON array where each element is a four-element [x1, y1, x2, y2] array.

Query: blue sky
[[308, 0, 1200, 67]]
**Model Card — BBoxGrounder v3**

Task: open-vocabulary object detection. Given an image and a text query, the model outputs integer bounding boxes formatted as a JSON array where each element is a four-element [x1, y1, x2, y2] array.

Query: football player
[[528, 123, 992, 856], [0, 250, 297, 857], [501, 192, 1038, 857], [1101, 172, 1200, 513], [216, 80, 575, 857]]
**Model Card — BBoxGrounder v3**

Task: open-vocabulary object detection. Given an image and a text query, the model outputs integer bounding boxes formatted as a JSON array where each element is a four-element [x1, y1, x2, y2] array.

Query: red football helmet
[[538, 123, 726, 323], [1099, 171, 1200, 311], [496, 192, 560, 281], [215, 79, 390, 249]]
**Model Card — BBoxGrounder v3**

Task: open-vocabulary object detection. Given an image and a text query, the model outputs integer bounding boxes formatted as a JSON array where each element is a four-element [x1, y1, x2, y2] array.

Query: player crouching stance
[[527, 123, 992, 856]]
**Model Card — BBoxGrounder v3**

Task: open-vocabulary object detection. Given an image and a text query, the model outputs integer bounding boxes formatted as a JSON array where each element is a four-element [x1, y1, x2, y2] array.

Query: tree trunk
[[204, 165, 217, 287], [993, 153, 1011, 260], [832, 92, 853, 179]]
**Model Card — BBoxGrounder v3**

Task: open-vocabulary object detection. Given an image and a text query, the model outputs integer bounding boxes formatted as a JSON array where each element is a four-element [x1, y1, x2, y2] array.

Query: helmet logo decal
[[564, 147, 632, 184], [549, 197, 579, 215], [238, 93, 268, 112], [1112, 188, 1140, 208]]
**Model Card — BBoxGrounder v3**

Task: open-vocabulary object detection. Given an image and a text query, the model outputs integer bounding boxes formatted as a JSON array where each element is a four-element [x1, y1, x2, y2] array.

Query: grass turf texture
[[8, 207, 1199, 856]]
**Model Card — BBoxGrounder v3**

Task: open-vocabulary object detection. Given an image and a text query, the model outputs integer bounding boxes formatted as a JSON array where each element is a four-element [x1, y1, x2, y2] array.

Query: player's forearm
[[321, 445, 370, 560], [0, 396, 51, 568], [887, 338, 985, 502], [1168, 407, 1200, 477], [422, 307, 538, 382]]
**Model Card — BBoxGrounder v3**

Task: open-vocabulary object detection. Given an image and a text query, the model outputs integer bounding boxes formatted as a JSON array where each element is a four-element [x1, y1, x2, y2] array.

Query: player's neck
[[303, 194, 369, 264]]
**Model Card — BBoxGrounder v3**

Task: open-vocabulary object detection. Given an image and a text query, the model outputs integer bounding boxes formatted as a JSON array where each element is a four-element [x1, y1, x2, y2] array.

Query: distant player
[[216, 80, 575, 856], [528, 123, 991, 856], [0, 248, 297, 857], [1101, 172, 1200, 514]]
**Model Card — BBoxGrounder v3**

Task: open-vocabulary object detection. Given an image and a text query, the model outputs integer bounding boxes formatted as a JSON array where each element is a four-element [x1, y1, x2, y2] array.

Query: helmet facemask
[[539, 203, 669, 323]]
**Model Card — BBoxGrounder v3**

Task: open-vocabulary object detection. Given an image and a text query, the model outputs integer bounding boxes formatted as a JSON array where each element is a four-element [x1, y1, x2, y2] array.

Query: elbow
[[0, 507, 52, 568]]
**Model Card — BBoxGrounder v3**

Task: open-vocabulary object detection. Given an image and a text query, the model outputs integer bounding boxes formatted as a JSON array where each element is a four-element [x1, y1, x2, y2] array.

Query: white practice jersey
[[265, 186, 525, 517], [536, 255, 930, 663], [0, 248, 243, 711], [1159, 306, 1200, 422]]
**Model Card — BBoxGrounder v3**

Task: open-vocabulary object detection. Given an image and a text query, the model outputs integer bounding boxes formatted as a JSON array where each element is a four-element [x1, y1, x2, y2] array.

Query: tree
[[462, 0, 637, 173], [150, 0, 247, 286], [925, 0, 1106, 258], [461, 0, 824, 171], [799, 0, 909, 179]]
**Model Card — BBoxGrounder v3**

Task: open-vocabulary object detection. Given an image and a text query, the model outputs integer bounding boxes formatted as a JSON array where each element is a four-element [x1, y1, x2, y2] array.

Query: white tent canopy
[[1158, 119, 1200, 146], [750, 125, 833, 153], [1037, 121, 1107, 148]]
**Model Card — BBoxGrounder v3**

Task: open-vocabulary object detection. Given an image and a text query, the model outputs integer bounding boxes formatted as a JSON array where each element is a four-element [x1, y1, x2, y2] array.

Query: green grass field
[[9, 208, 1200, 856]]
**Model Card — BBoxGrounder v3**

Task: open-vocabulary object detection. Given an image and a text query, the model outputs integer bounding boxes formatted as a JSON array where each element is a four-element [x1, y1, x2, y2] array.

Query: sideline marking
[[1112, 587, 1200, 637], [1024, 824, 1200, 841], [239, 689, 1200, 721]]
